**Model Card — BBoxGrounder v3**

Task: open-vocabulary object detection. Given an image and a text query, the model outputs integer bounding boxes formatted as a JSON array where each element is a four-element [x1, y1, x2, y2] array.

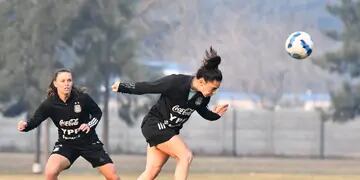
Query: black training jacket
[[23, 91, 102, 145], [117, 74, 220, 131]]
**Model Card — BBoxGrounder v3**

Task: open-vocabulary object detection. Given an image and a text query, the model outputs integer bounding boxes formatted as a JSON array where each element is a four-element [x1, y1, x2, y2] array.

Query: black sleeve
[[83, 93, 102, 129], [196, 98, 221, 121], [117, 75, 175, 95], [23, 101, 50, 132]]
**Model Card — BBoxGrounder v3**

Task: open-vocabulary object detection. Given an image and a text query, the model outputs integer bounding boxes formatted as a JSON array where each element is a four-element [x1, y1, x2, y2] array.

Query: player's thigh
[[80, 143, 113, 168], [156, 135, 192, 160], [146, 145, 169, 169], [97, 163, 118, 178], [48, 142, 79, 170], [45, 154, 71, 173]]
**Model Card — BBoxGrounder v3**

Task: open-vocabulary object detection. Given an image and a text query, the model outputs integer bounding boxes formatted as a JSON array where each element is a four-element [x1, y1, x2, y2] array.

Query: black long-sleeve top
[[117, 74, 220, 131], [23, 91, 102, 145]]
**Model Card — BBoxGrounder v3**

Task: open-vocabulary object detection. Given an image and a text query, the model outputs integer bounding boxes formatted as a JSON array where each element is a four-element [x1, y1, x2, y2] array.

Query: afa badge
[[195, 97, 203, 106], [74, 102, 81, 113]]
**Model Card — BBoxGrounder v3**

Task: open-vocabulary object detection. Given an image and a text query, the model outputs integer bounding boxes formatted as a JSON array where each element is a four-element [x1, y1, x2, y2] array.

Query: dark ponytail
[[196, 47, 222, 82]]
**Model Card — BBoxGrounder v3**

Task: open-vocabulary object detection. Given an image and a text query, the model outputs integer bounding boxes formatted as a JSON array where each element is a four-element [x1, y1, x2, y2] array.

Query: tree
[[62, 0, 155, 151], [0, 0, 83, 172], [315, 0, 360, 121]]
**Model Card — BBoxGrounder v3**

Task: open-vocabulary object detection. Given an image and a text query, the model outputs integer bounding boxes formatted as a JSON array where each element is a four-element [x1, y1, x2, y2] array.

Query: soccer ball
[[285, 31, 313, 59]]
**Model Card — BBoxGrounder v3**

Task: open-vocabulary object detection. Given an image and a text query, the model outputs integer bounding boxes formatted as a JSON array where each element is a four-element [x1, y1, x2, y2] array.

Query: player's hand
[[17, 120, 27, 132], [213, 104, 229, 116], [78, 123, 90, 134], [111, 81, 121, 92]]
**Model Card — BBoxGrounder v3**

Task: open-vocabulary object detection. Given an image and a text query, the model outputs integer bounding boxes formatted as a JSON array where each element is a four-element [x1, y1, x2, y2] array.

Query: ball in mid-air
[[285, 31, 313, 59]]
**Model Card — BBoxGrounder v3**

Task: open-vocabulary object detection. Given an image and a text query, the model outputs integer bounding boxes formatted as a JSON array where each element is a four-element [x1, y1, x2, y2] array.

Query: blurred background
[[2, 0, 360, 179]]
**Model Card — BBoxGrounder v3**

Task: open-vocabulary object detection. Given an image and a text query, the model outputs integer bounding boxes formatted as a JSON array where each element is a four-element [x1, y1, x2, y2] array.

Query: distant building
[[215, 91, 331, 111], [278, 91, 331, 111], [301, 91, 331, 111], [139, 60, 192, 75], [214, 91, 261, 110]]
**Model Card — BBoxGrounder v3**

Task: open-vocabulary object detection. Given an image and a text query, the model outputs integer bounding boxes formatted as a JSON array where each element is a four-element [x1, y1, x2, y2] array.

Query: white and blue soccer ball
[[285, 31, 313, 59]]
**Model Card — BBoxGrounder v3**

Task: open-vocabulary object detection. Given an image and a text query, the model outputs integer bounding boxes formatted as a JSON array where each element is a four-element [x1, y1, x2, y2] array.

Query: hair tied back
[[204, 56, 221, 70]]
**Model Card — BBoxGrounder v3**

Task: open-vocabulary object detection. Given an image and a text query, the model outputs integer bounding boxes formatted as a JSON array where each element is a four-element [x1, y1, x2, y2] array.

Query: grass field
[[2, 153, 360, 179], [2, 173, 360, 180]]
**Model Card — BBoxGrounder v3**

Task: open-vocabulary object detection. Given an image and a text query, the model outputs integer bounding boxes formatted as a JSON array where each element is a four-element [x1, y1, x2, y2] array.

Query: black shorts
[[51, 141, 113, 168], [141, 118, 179, 147]]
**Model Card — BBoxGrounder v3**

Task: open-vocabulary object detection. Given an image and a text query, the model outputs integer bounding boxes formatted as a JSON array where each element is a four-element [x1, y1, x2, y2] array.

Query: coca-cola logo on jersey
[[171, 105, 194, 116], [59, 118, 79, 127]]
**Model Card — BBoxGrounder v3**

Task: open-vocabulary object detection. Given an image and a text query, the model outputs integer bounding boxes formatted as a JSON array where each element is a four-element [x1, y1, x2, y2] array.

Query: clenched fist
[[17, 120, 27, 132], [213, 104, 229, 116], [111, 81, 121, 92]]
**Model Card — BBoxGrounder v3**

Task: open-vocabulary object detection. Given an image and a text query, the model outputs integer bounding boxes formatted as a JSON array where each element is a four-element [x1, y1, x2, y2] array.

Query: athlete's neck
[[58, 92, 70, 103], [191, 77, 200, 91]]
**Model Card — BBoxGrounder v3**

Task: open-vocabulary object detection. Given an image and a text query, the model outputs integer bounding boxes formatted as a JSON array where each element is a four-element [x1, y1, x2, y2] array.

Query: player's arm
[[18, 101, 50, 132], [111, 75, 175, 95], [197, 105, 221, 121], [80, 93, 102, 133], [197, 99, 228, 121]]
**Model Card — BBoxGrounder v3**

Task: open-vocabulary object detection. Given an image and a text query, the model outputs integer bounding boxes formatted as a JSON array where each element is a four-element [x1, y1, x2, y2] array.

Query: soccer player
[[112, 47, 229, 180], [17, 69, 120, 180]]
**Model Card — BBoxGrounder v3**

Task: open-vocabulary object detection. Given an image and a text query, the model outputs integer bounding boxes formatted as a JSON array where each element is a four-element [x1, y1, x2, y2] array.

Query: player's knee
[[186, 151, 194, 164], [44, 166, 61, 179], [103, 167, 120, 180], [105, 174, 120, 180], [146, 164, 162, 176], [178, 150, 193, 164]]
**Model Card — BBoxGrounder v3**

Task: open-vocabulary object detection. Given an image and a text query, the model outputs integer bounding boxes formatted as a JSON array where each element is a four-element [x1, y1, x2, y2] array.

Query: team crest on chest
[[195, 97, 203, 106], [74, 102, 81, 113]]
